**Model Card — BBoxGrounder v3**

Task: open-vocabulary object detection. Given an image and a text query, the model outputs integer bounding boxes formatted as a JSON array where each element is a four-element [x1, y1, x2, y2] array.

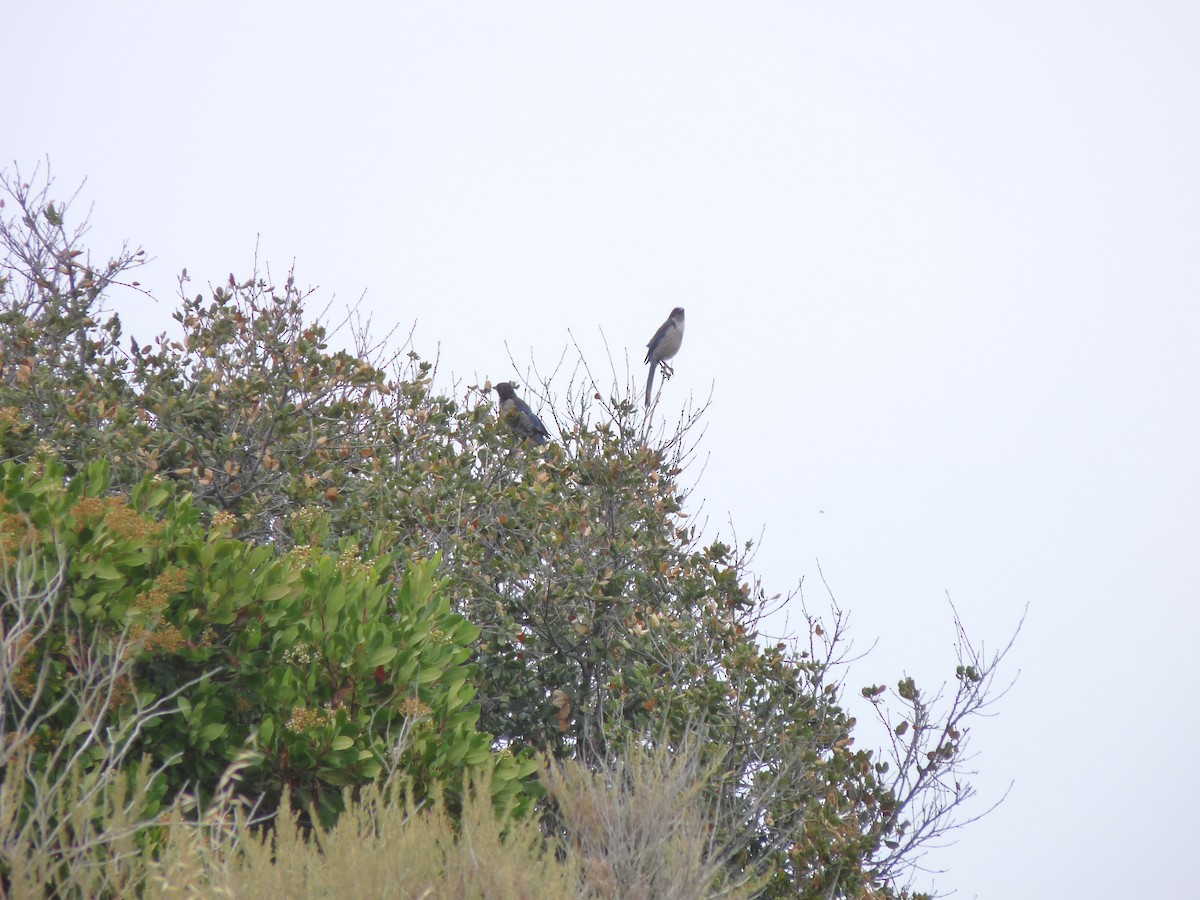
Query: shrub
[[0, 456, 537, 895]]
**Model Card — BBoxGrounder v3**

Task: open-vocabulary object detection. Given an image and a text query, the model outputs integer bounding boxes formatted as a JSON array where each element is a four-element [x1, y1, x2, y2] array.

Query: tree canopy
[[0, 164, 1017, 898]]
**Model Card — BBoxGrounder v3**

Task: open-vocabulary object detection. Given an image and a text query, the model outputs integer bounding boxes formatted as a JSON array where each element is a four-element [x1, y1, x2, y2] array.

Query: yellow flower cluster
[[398, 696, 433, 720], [70, 496, 162, 543], [0, 406, 26, 432], [129, 567, 191, 654], [209, 510, 237, 532], [7, 634, 39, 697], [285, 705, 339, 733], [129, 623, 187, 654], [337, 543, 372, 578], [0, 512, 39, 563], [134, 567, 189, 615]]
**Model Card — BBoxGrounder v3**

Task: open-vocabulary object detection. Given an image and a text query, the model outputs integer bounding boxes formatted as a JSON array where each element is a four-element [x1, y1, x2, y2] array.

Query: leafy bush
[[0, 457, 536, 870]]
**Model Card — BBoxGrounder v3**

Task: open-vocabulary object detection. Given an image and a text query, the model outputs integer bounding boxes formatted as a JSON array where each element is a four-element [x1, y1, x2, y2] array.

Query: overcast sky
[[8, 3, 1200, 897]]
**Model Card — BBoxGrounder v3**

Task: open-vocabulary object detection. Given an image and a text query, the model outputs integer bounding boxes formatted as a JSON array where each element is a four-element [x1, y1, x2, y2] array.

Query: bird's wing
[[514, 398, 550, 441], [645, 318, 675, 362]]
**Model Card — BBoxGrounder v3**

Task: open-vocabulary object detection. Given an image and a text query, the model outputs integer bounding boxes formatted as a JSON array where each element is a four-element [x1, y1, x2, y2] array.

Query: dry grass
[[1, 755, 163, 899], [543, 738, 761, 900], [144, 771, 579, 900], [3, 741, 756, 899]]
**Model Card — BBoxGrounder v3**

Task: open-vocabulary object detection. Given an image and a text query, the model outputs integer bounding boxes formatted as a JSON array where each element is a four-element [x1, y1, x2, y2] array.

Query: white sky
[[9, 4, 1200, 897]]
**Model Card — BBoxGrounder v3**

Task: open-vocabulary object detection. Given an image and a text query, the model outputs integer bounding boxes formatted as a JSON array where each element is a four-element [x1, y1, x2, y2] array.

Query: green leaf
[[262, 581, 296, 603], [365, 645, 397, 667]]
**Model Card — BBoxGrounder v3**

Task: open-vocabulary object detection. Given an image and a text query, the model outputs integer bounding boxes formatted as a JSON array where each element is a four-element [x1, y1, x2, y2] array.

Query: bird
[[493, 382, 551, 445], [644, 307, 685, 406]]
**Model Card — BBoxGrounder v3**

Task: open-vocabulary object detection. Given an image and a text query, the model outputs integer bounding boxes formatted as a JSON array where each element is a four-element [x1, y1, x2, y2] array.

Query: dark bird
[[644, 307, 685, 406], [493, 382, 551, 445]]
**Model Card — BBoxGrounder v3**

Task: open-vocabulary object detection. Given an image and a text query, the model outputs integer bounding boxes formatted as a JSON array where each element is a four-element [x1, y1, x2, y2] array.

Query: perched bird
[[644, 307, 685, 406], [493, 382, 551, 445]]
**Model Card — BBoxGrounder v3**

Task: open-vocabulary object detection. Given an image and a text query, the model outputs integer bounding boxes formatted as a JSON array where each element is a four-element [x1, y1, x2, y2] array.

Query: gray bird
[[493, 382, 551, 445], [644, 307, 685, 406]]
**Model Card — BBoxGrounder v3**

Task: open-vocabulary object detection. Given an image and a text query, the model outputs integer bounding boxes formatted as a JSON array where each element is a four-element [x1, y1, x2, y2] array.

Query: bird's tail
[[645, 364, 656, 407]]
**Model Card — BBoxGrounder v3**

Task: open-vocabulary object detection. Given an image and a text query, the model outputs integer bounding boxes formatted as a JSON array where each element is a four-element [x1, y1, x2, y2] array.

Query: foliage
[[0, 455, 537, 892], [0, 163, 1017, 897], [0, 502, 187, 898], [0, 178, 150, 507]]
